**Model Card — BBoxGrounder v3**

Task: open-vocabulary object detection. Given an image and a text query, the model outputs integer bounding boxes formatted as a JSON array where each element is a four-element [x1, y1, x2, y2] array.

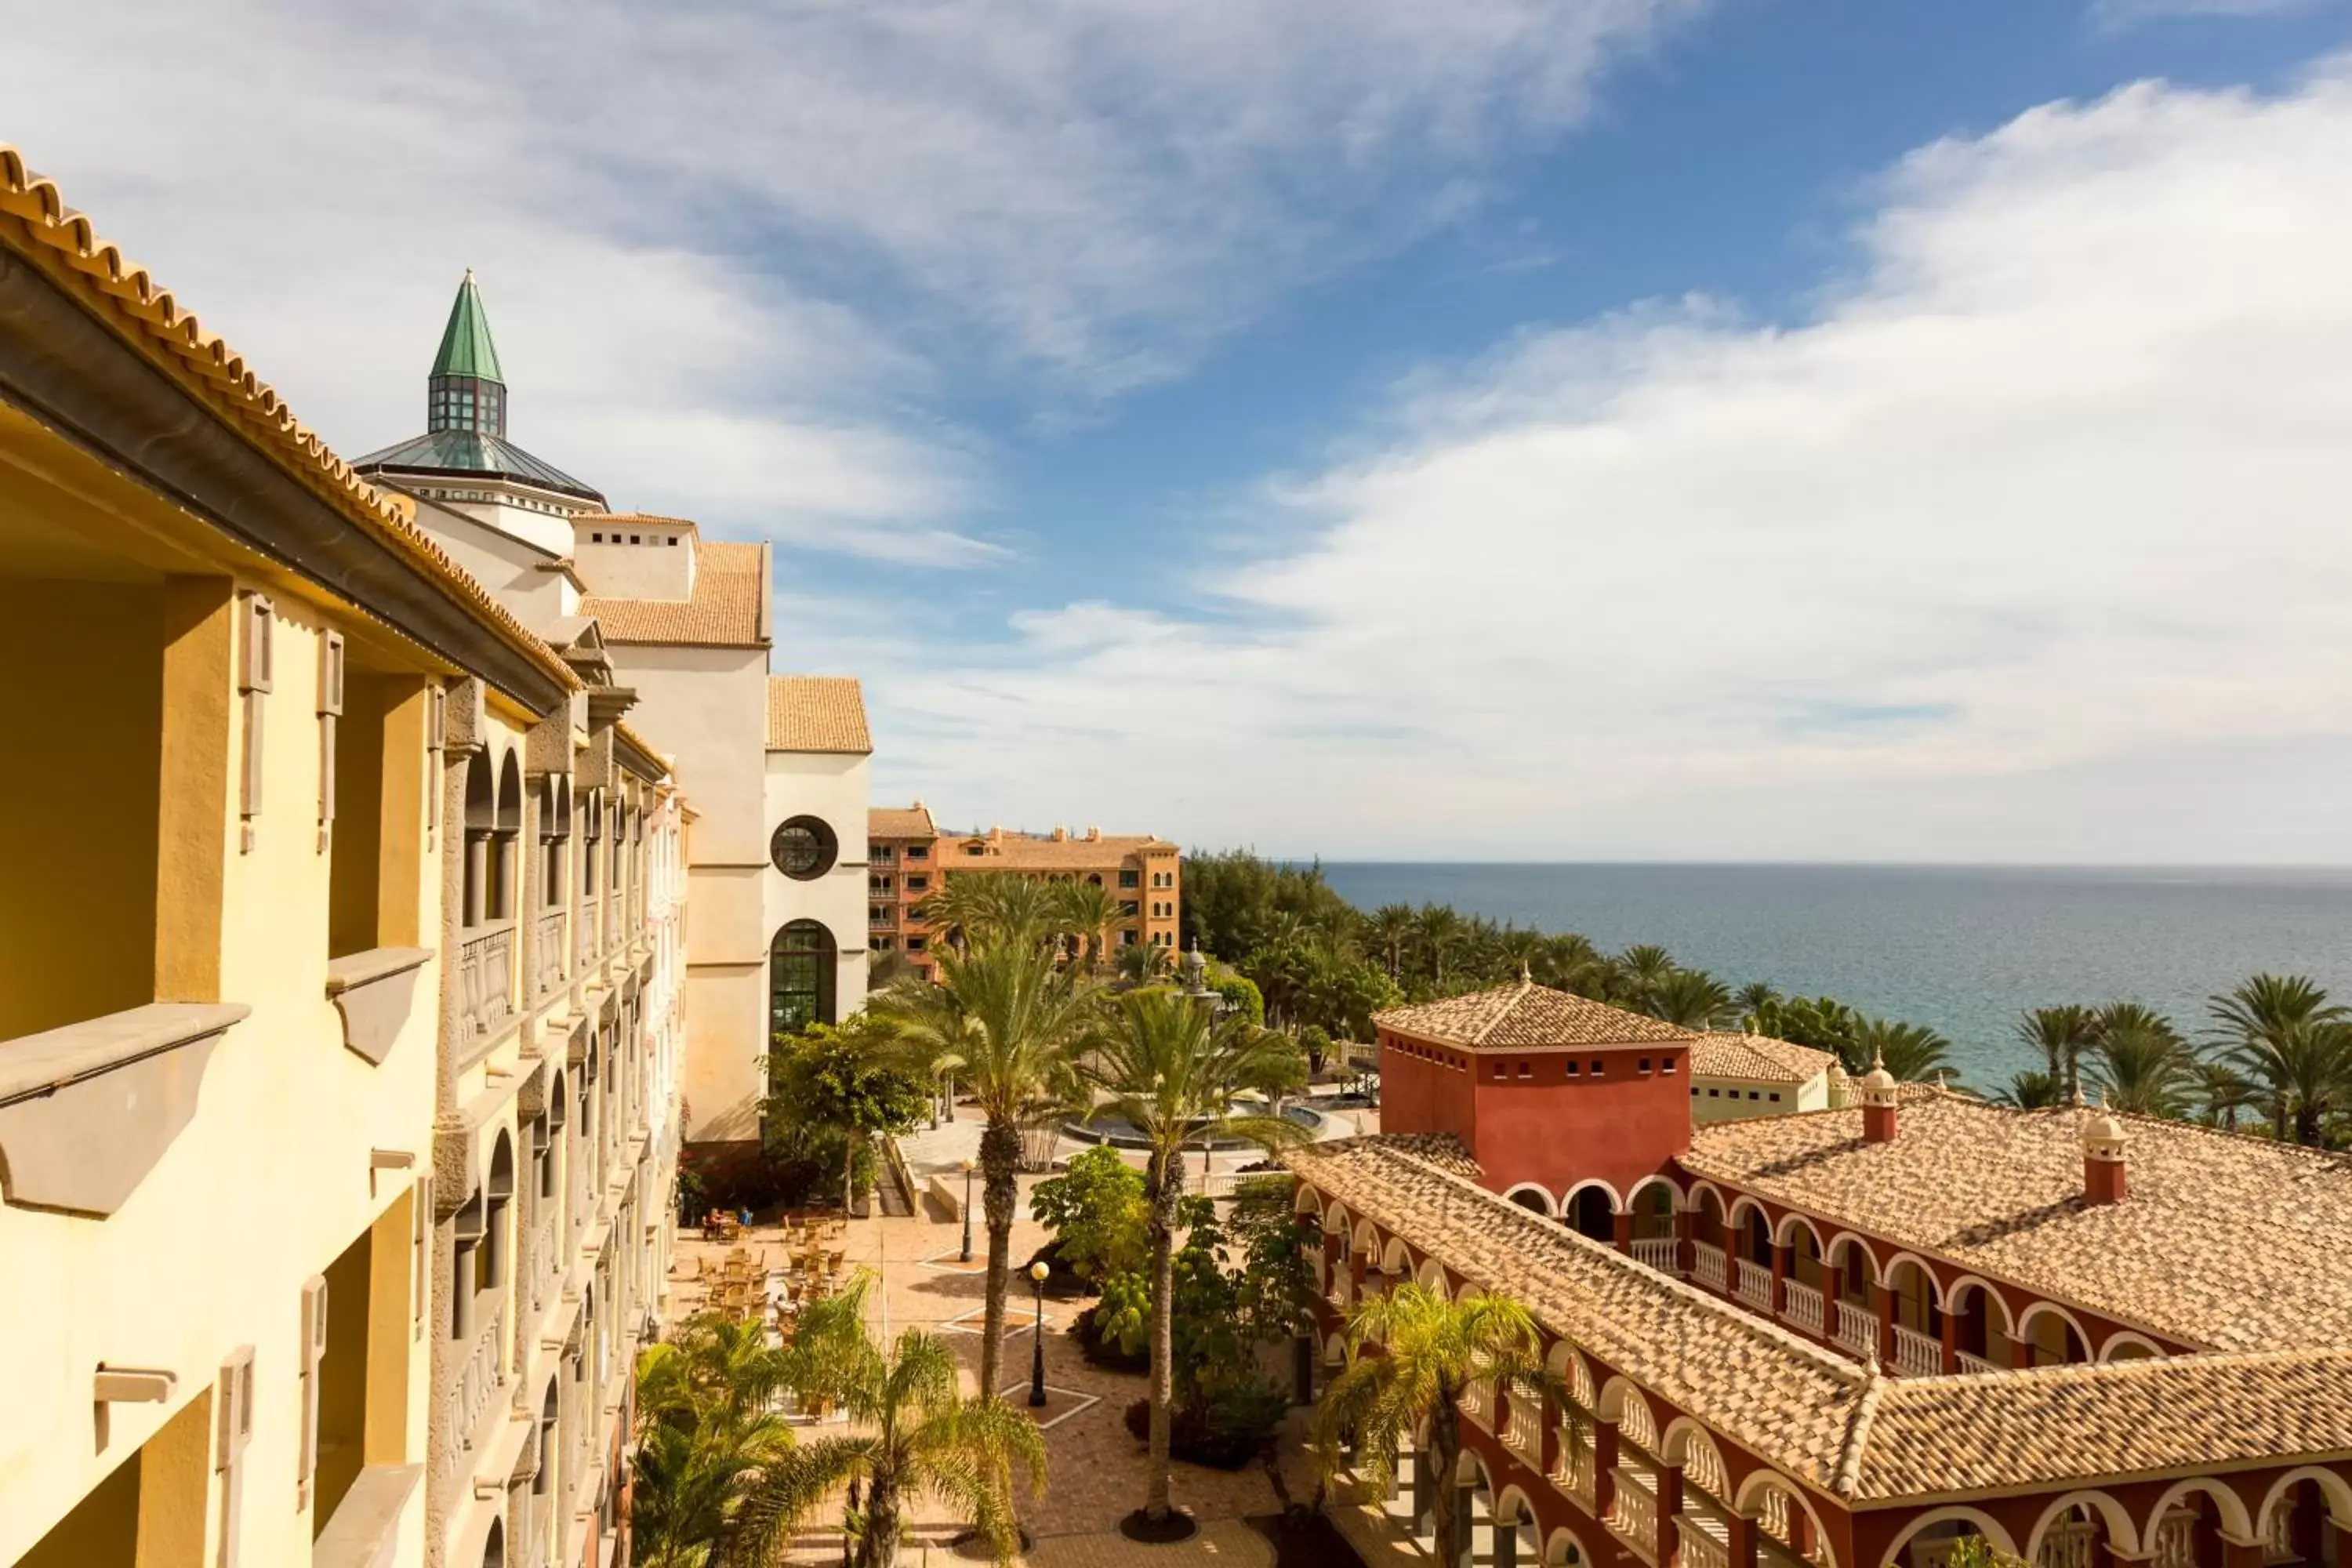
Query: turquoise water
[[1316, 863, 2352, 1088]]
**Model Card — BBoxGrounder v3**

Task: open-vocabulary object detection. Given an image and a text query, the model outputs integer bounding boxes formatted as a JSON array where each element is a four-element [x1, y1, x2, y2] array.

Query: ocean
[[1316, 863, 2352, 1089]]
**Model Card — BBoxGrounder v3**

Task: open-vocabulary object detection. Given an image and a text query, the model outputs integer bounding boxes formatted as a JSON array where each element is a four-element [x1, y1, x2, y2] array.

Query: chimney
[[2082, 1102, 2129, 1205], [1051, 826, 1068, 841], [1086, 826, 1102, 841], [1859, 1053, 1899, 1143]]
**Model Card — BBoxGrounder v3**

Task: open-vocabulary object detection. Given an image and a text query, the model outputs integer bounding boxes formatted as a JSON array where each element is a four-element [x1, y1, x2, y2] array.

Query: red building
[[1294, 979, 2352, 1568]]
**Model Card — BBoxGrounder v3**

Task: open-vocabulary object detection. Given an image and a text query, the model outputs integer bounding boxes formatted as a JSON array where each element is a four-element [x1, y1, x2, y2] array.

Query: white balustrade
[[443, 1295, 510, 1477], [1680, 1515, 1731, 1568], [1504, 1387, 1542, 1462], [1893, 1323, 1943, 1377], [2038, 1519, 2096, 1568], [1780, 1279, 1826, 1337], [1735, 1259, 1774, 1312], [2265, 1503, 2297, 1564], [577, 902, 597, 965], [455, 924, 516, 1055], [1461, 1378, 1491, 1432], [1693, 1242, 1729, 1294], [1552, 1426, 1596, 1508], [1955, 1350, 1998, 1375], [532, 909, 567, 1000], [1610, 1468, 1660, 1562], [1833, 1303, 1880, 1359], [1632, 1237, 1682, 1274], [2153, 1512, 2198, 1568]]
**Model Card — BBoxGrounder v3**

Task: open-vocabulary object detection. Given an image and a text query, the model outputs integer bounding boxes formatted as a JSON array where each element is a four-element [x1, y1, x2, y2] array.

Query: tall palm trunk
[[978, 1115, 1022, 1397], [1426, 1388, 1462, 1568], [1145, 1150, 1180, 1521], [2296, 1103, 2323, 1147], [858, 1469, 902, 1568]]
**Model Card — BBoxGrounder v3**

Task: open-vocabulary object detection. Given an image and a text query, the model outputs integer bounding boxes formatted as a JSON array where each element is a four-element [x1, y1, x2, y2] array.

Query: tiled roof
[[1294, 1134, 2352, 1503], [0, 145, 581, 701], [870, 804, 938, 840], [939, 829, 1177, 869], [1690, 1032, 1837, 1084], [1376, 981, 1694, 1051], [1289, 1137, 1870, 1491], [581, 541, 768, 647], [766, 675, 870, 753], [354, 427, 606, 503], [1682, 1095, 2352, 1353]]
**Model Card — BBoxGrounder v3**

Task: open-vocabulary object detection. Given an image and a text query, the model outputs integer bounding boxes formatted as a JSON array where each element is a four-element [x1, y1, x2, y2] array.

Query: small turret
[[1860, 1051, 1899, 1144]]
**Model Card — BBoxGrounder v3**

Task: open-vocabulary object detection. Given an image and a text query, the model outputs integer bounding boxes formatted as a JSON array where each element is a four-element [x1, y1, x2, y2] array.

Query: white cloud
[[2091, 0, 2332, 28], [10, 0, 1692, 557], [864, 67, 2352, 862]]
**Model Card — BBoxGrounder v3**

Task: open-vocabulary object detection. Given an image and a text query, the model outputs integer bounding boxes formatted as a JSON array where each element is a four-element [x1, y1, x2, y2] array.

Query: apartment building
[[867, 804, 1181, 982], [358, 279, 865, 1153], [0, 150, 682, 1568]]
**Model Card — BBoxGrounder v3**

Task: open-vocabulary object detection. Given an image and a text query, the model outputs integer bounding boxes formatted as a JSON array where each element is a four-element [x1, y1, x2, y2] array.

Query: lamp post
[[959, 1158, 975, 1264], [1028, 1260, 1050, 1407]]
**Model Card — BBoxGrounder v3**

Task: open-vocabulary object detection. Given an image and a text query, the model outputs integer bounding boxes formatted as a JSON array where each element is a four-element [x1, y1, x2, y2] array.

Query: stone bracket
[[325, 947, 434, 1065]]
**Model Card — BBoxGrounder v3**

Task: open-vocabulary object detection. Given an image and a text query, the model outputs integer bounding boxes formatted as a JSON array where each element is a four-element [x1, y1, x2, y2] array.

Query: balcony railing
[[2265, 1501, 2297, 1564], [1833, 1303, 1879, 1359], [1955, 1349, 1999, 1375], [577, 900, 597, 966], [1780, 1279, 1826, 1338], [1893, 1323, 1942, 1377], [2040, 1519, 2096, 1568], [530, 910, 567, 1002], [1610, 1467, 1660, 1563], [531, 1206, 563, 1312], [1552, 1428, 1595, 1508], [442, 1294, 510, 1479], [2152, 1512, 2197, 1568], [1735, 1258, 1773, 1312], [1461, 1378, 1491, 1432], [1692, 1242, 1728, 1294], [1504, 1387, 1542, 1466], [1631, 1237, 1680, 1274], [455, 924, 516, 1058], [1680, 1515, 1731, 1568]]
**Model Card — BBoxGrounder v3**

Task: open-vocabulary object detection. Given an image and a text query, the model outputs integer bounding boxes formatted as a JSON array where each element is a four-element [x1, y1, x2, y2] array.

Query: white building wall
[[763, 746, 873, 1032]]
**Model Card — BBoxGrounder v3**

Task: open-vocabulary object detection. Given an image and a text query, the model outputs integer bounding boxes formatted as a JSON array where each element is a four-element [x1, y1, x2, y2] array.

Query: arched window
[[770, 920, 838, 1035], [462, 752, 495, 927], [770, 816, 839, 880], [1566, 1186, 1615, 1243]]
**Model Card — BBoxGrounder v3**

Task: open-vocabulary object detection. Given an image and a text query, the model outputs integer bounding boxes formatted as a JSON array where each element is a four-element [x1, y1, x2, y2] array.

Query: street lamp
[[959, 1158, 976, 1264], [1028, 1259, 1050, 1408]]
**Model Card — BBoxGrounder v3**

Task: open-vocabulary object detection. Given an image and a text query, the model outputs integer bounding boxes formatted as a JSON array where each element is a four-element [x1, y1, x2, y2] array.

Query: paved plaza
[[659, 1108, 1421, 1566]]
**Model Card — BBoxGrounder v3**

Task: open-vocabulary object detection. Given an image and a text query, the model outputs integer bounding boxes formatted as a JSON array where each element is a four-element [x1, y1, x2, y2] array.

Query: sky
[[14, 0, 2352, 862]]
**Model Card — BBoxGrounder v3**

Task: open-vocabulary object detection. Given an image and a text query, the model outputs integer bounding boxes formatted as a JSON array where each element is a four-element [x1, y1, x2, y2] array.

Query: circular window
[[770, 816, 838, 880]]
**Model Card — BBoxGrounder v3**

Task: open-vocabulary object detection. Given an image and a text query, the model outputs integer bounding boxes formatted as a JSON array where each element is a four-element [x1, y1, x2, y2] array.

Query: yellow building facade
[[0, 148, 685, 1568]]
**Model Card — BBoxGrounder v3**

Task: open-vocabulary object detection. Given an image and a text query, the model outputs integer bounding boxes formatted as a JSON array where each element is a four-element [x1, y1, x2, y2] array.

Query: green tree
[[1364, 903, 1417, 980], [2015, 1004, 2101, 1101], [1054, 878, 1120, 971], [1991, 1069, 2066, 1109], [1411, 904, 1464, 989], [1080, 989, 1309, 1525], [2089, 1003, 2190, 1117], [923, 873, 1063, 950], [1733, 980, 1781, 1018], [1747, 994, 1866, 1063], [763, 1016, 931, 1212], [1028, 1145, 1149, 1284], [2190, 1058, 2259, 1131], [877, 938, 1094, 1397], [1299, 950, 1403, 1041], [732, 1274, 1047, 1568], [631, 1316, 800, 1566], [1614, 944, 1679, 1007], [1856, 1018, 1952, 1083], [1643, 968, 1734, 1029], [1210, 968, 1267, 1025], [1308, 1284, 1557, 1564], [2209, 974, 2352, 1146], [1117, 939, 1177, 984]]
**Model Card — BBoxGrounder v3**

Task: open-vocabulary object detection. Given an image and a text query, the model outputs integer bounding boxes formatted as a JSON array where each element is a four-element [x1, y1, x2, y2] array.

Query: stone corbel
[[325, 948, 434, 1065], [0, 1004, 249, 1215]]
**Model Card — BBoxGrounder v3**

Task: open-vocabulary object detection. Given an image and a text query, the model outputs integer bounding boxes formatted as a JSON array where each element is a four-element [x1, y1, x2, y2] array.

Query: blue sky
[[18, 0, 2352, 859]]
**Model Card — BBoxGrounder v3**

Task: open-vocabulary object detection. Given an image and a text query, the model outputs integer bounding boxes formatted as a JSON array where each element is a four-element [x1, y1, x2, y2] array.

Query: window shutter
[[412, 1171, 434, 1341], [238, 593, 273, 853], [427, 685, 447, 850], [213, 1346, 255, 1568], [296, 1276, 328, 1508], [316, 632, 344, 852]]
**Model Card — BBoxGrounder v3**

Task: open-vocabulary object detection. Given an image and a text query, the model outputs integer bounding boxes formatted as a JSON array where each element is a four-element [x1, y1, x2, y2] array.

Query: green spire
[[430, 270, 504, 383]]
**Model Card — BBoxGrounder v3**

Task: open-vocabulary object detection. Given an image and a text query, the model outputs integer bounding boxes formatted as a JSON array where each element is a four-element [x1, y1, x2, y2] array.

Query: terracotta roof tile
[[937, 828, 1177, 870], [581, 541, 768, 646], [1377, 982, 1694, 1051], [1690, 1032, 1837, 1084], [765, 675, 870, 753], [0, 146, 580, 701], [870, 804, 938, 839], [1682, 1095, 2352, 1352]]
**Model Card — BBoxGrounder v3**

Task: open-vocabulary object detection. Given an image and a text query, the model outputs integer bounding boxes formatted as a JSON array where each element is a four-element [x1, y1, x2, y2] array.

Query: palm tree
[[876, 938, 1094, 1396], [1308, 1284, 1557, 1566], [1080, 989, 1309, 1525], [1615, 944, 1678, 1007], [1856, 1018, 1951, 1083], [2190, 1058, 2259, 1131], [1734, 980, 1781, 1022], [2088, 1003, 2190, 1117], [923, 873, 1062, 950], [632, 1316, 803, 1567], [2209, 975, 2352, 1146], [1116, 938, 1176, 985], [1410, 904, 1462, 989], [2014, 1005, 2101, 1100], [732, 1275, 1047, 1567], [1364, 904, 1417, 980], [1991, 1069, 2065, 1109], [1642, 968, 1733, 1029], [1535, 932, 1602, 991], [1054, 879, 1120, 972]]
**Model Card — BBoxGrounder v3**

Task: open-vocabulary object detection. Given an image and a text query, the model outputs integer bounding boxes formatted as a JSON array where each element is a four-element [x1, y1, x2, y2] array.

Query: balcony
[[1631, 1237, 1680, 1275], [1734, 1258, 1773, 1312], [1780, 1279, 1826, 1338], [530, 910, 568, 1003], [1955, 1349, 1999, 1375], [1609, 1466, 1661, 1565], [1503, 1387, 1543, 1468], [453, 923, 517, 1061], [1832, 1302, 1879, 1360], [441, 1294, 510, 1481], [1893, 1323, 1942, 1377], [1692, 1241, 1728, 1294], [1679, 1513, 1732, 1568], [1552, 1428, 1596, 1509]]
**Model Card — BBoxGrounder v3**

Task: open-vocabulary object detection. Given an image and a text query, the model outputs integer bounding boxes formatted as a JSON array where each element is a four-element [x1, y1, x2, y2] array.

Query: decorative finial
[[2070, 1080, 2087, 1109], [1871, 1045, 1886, 1073], [1934, 1069, 1947, 1093], [1519, 960, 1532, 985]]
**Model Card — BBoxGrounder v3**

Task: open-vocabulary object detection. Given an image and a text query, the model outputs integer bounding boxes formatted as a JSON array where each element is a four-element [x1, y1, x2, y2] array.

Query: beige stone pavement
[[663, 1153, 1425, 1566]]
